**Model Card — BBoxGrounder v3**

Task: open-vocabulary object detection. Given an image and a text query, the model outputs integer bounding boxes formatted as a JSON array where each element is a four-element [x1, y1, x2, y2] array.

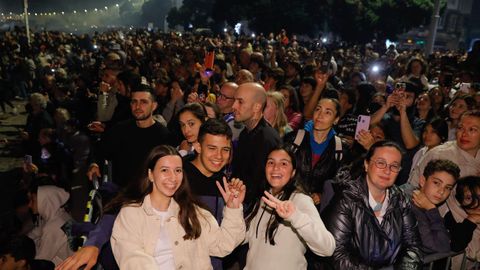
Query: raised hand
[[386, 92, 400, 109], [216, 177, 246, 209], [262, 191, 296, 219], [314, 70, 328, 89], [171, 86, 184, 102], [187, 92, 199, 104]]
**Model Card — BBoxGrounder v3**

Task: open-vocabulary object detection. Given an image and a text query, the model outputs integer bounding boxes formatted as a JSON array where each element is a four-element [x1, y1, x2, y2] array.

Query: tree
[[141, 0, 172, 29], [172, 0, 441, 43], [167, 0, 214, 29], [329, 0, 438, 43]]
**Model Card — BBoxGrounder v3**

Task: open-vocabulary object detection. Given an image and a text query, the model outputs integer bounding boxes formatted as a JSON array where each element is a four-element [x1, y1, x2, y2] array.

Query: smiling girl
[[243, 146, 335, 270]]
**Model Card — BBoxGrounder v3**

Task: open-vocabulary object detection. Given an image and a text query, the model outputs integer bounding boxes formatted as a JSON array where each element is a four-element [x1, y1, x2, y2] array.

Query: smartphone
[[204, 49, 215, 71], [355, 115, 371, 140], [24, 154, 32, 165], [459, 83, 471, 93]]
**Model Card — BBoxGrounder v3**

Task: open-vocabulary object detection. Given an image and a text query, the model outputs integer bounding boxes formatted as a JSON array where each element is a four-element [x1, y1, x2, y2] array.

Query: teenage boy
[[184, 118, 234, 270], [409, 159, 460, 254], [185, 118, 233, 223]]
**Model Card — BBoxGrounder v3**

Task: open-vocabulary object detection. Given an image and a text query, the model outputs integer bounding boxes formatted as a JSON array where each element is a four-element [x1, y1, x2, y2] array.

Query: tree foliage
[[163, 0, 440, 42], [167, 0, 215, 29], [141, 0, 172, 28], [329, 0, 436, 42]]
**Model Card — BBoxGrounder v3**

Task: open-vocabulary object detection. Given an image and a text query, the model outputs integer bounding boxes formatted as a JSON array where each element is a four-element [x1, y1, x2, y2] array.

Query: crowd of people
[[0, 26, 479, 270]]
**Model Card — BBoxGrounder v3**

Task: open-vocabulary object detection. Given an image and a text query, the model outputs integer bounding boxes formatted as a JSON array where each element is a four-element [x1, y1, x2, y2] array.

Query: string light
[[0, 3, 122, 22]]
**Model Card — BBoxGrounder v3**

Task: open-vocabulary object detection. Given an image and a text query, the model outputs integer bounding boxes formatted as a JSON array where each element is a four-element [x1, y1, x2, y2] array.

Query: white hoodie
[[28, 185, 73, 265]]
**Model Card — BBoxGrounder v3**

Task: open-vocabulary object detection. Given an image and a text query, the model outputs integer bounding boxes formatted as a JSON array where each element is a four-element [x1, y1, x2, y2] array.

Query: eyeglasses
[[216, 92, 235, 100], [372, 159, 402, 173]]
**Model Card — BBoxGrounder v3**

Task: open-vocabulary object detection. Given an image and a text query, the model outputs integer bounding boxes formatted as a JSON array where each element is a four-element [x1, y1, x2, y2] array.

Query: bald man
[[235, 69, 254, 85], [231, 83, 281, 207]]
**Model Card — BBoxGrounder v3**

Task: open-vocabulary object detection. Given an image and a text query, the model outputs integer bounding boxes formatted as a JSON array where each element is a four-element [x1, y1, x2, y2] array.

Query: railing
[[423, 250, 468, 270]]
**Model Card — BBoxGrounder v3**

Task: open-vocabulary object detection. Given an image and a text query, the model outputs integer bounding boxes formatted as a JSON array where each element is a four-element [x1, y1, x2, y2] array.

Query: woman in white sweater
[[243, 146, 335, 270], [110, 145, 246, 270]]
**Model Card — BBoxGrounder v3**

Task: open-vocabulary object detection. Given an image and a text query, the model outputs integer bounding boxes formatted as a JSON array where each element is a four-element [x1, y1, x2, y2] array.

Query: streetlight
[[23, 0, 30, 45], [425, 0, 441, 55]]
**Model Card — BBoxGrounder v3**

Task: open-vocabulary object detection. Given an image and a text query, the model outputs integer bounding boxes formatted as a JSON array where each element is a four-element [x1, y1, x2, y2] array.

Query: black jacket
[[324, 177, 422, 269], [232, 118, 281, 206], [284, 130, 345, 194]]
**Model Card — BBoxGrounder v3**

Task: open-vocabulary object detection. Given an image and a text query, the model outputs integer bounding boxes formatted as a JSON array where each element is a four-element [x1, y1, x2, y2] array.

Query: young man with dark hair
[[0, 235, 36, 270], [184, 118, 234, 270], [87, 85, 172, 188], [186, 118, 233, 221], [410, 159, 460, 254]]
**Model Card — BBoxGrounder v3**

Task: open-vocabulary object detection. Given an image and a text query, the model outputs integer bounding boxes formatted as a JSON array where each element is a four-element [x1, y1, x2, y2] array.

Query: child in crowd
[[0, 235, 36, 270], [409, 159, 460, 254], [445, 176, 480, 266], [26, 185, 73, 266]]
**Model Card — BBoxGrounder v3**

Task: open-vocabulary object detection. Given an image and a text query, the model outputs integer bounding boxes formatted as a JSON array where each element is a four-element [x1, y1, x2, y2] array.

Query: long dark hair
[[365, 140, 405, 163], [105, 145, 206, 240], [245, 145, 302, 245], [455, 176, 480, 210]]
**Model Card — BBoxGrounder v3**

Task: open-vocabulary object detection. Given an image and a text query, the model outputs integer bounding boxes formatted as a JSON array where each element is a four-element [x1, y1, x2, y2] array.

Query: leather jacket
[[324, 177, 422, 269]]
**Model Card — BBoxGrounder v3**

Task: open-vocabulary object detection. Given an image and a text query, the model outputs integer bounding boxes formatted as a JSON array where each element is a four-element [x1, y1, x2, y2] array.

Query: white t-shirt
[[151, 208, 175, 270]]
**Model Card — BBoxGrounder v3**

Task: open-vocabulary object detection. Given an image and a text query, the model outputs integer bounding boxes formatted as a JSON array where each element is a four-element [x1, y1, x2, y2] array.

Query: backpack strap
[[292, 129, 306, 153], [334, 136, 343, 161]]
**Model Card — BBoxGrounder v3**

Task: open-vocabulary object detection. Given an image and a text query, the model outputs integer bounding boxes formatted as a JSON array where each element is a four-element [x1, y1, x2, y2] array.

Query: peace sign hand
[[216, 177, 246, 209], [262, 191, 296, 219]]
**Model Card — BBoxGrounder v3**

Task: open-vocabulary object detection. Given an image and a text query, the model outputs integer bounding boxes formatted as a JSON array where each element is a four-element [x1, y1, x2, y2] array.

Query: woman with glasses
[[324, 140, 422, 269]]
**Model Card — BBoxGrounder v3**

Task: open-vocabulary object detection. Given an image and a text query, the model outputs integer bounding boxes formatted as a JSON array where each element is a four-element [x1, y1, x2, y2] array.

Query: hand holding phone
[[204, 49, 215, 70], [459, 83, 471, 93], [355, 115, 371, 140]]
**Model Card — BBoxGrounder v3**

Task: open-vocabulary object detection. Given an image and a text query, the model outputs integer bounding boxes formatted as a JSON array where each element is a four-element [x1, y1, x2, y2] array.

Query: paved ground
[[0, 100, 27, 172], [0, 100, 27, 215]]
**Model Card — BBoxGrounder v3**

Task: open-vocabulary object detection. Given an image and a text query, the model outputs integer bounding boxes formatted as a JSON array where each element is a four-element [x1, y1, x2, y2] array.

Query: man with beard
[[371, 81, 425, 184], [231, 82, 281, 208], [57, 85, 172, 270], [87, 84, 172, 189]]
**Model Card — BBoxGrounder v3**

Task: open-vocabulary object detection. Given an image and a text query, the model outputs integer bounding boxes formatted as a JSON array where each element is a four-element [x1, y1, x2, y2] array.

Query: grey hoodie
[[28, 185, 73, 265]]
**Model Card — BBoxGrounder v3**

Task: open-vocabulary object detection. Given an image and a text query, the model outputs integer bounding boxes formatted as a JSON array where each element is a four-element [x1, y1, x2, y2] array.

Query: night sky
[[0, 0, 123, 13]]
